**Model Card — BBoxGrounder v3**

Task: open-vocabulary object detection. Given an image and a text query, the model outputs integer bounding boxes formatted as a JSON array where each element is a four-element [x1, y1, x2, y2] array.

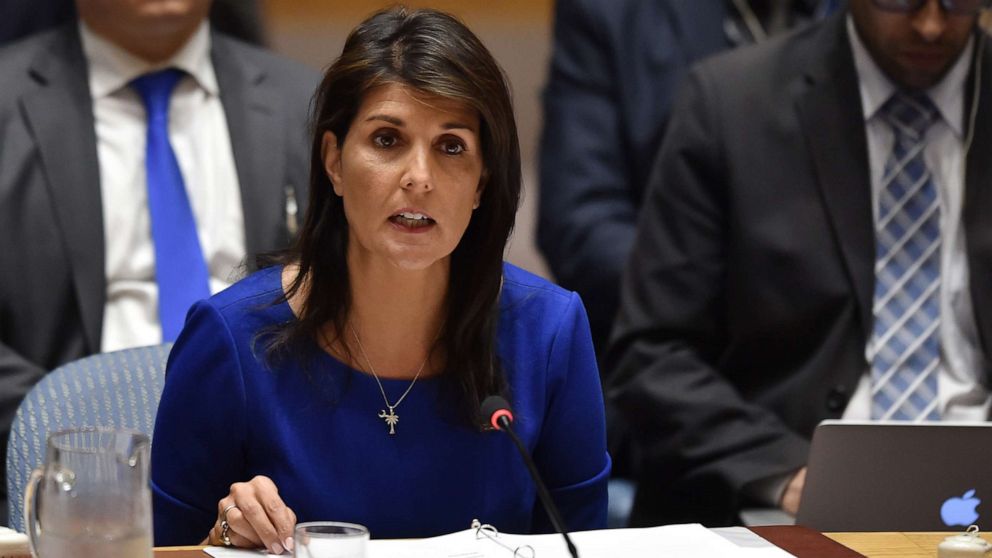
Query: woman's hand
[[208, 475, 298, 554]]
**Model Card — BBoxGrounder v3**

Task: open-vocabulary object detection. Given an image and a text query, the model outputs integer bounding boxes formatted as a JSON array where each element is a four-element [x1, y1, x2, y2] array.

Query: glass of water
[[24, 428, 153, 558], [294, 522, 369, 558]]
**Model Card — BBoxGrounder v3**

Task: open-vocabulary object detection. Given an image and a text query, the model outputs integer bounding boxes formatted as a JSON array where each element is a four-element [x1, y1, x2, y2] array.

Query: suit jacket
[[606, 13, 992, 526], [537, 0, 826, 356], [0, 24, 317, 500]]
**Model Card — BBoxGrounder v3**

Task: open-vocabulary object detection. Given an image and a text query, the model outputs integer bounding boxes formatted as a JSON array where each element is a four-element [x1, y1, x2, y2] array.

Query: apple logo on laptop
[[941, 490, 981, 527]]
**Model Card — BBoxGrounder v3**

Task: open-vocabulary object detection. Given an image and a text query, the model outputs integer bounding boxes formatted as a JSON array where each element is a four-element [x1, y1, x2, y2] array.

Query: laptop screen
[[796, 421, 992, 531]]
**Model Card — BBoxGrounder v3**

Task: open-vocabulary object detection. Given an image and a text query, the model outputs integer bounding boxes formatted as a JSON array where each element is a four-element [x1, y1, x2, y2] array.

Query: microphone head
[[481, 395, 514, 430]]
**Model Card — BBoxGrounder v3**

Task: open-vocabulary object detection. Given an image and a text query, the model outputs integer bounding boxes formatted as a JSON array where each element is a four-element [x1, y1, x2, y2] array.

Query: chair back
[[6, 343, 171, 532]]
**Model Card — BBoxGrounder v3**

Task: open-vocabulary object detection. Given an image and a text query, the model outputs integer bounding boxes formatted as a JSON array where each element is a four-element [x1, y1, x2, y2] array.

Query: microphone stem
[[499, 418, 579, 558]]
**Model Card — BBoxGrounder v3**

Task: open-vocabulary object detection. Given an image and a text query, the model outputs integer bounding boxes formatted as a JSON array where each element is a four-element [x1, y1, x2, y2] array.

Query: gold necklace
[[349, 324, 430, 436]]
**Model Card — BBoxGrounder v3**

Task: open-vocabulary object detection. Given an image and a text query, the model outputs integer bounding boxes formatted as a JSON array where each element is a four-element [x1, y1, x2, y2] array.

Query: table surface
[[826, 531, 992, 558], [150, 528, 992, 557]]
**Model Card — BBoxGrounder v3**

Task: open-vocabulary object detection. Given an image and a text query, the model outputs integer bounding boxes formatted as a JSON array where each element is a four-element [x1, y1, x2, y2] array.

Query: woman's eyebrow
[[364, 114, 476, 132], [441, 122, 476, 132], [364, 114, 404, 126]]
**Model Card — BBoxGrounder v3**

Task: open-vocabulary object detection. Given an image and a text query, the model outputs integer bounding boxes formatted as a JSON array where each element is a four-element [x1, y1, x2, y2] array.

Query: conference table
[[150, 526, 992, 557]]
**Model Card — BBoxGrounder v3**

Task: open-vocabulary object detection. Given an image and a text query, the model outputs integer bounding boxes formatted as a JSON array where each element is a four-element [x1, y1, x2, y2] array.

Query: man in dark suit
[[538, 0, 836, 358], [539, 0, 840, 493], [0, 0, 316, 519], [608, 0, 992, 526]]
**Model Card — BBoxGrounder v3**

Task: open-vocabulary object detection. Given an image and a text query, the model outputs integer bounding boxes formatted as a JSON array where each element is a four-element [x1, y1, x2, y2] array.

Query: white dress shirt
[[80, 22, 246, 352], [843, 18, 991, 421]]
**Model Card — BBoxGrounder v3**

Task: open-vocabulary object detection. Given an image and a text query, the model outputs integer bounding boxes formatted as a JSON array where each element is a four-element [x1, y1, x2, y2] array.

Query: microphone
[[481, 395, 579, 558]]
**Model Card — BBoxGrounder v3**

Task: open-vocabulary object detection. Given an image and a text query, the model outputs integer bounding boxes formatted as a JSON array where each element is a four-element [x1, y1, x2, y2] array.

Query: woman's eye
[[441, 141, 465, 155], [373, 134, 397, 148]]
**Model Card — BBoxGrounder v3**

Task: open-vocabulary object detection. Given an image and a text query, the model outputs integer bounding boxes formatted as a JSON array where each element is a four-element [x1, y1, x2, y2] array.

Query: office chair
[[5, 343, 172, 532]]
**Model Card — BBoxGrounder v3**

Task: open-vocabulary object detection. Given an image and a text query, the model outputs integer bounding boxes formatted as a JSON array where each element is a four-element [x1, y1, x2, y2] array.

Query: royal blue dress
[[151, 264, 610, 544]]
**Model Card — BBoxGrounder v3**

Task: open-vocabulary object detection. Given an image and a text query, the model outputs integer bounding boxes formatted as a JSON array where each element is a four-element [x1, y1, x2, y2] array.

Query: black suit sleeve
[[606, 69, 808, 526], [0, 342, 48, 502], [0, 346, 46, 415], [537, 0, 648, 353]]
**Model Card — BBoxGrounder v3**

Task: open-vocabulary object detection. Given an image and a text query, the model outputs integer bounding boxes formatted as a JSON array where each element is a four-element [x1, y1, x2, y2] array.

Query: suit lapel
[[962, 38, 992, 383], [21, 26, 104, 352], [795, 15, 875, 344], [212, 34, 285, 263]]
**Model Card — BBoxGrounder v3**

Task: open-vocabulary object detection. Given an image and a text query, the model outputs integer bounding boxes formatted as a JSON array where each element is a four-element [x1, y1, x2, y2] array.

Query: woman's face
[[323, 83, 484, 272]]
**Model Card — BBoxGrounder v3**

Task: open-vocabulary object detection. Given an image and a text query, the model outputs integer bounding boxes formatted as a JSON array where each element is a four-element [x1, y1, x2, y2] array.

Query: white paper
[[366, 523, 795, 558], [203, 524, 795, 558]]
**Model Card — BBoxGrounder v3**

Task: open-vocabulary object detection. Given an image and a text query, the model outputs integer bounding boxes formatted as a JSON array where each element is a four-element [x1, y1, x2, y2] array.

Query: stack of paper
[[369, 523, 794, 558], [205, 523, 795, 558]]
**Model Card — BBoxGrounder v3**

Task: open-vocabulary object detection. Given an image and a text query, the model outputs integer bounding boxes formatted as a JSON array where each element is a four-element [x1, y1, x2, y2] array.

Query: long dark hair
[[264, 7, 521, 425]]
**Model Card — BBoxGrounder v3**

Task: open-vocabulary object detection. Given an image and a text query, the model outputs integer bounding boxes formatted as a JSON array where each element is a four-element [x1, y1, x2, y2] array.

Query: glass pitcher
[[24, 428, 153, 558]]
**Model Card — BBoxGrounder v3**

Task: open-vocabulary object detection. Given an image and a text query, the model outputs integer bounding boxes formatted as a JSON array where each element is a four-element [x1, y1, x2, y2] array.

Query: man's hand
[[780, 467, 807, 516]]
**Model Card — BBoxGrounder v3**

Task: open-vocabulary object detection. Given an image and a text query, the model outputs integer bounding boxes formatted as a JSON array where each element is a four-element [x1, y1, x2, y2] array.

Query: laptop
[[796, 420, 992, 532]]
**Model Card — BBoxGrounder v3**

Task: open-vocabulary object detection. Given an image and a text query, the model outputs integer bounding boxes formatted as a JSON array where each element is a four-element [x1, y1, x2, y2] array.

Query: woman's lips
[[389, 211, 435, 233]]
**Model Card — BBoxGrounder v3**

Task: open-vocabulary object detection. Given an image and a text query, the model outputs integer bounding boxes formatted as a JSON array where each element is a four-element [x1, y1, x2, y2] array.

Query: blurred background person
[[609, 0, 992, 527], [538, 0, 840, 364], [0, 0, 267, 46], [0, 0, 316, 522], [151, 7, 609, 550], [537, 0, 842, 498]]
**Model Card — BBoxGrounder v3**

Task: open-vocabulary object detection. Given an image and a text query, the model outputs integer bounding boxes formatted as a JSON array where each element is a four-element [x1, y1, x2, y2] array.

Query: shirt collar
[[847, 15, 972, 138], [79, 20, 218, 99]]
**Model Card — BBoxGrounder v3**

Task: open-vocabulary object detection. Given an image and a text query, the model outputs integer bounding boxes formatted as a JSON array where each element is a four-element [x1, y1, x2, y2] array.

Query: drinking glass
[[24, 428, 153, 558], [294, 522, 369, 558]]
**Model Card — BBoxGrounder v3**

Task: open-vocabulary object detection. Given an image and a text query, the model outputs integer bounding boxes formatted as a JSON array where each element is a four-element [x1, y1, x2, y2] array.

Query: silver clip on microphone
[[481, 395, 579, 558]]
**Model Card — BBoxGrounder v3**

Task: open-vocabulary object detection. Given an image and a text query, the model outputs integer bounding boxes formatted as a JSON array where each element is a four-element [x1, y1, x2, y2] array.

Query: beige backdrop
[[261, 0, 556, 279]]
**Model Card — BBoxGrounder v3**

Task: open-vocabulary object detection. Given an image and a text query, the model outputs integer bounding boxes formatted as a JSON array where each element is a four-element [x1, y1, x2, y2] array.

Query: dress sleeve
[[151, 300, 248, 546], [530, 292, 611, 533]]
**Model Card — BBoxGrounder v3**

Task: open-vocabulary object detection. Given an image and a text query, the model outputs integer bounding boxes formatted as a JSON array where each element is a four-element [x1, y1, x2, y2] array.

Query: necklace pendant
[[378, 407, 399, 435]]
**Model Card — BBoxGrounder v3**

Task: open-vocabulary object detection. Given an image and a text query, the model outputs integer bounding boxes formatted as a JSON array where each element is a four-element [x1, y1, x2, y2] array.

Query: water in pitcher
[[37, 528, 152, 558], [35, 501, 152, 558]]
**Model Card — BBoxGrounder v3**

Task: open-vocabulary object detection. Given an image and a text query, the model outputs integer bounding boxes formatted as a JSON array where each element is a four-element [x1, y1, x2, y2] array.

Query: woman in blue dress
[[151, 7, 610, 552]]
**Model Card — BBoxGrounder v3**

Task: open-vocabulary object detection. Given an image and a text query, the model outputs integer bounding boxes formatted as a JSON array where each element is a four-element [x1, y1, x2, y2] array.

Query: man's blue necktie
[[869, 91, 942, 422], [131, 69, 210, 342]]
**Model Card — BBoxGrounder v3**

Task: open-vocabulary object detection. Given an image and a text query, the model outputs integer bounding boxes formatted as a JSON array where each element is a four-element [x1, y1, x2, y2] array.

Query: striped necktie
[[868, 91, 942, 422], [131, 69, 211, 342]]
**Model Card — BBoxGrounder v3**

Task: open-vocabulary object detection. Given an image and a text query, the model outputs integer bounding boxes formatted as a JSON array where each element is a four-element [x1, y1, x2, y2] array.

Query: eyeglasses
[[871, 0, 990, 14]]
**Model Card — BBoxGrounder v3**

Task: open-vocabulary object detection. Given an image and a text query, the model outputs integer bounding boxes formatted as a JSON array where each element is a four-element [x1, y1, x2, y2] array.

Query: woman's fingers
[[228, 476, 294, 554], [254, 476, 298, 552], [226, 528, 261, 550], [285, 507, 298, 550], [224, 505, 264, 547], [209, 499, 261, 549]]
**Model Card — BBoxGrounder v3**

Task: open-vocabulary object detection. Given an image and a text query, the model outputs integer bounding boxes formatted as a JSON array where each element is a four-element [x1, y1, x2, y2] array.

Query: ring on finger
[[219, 504, 239, 546], [219, 519, 232, 546], [222, 503, 239, 522]]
